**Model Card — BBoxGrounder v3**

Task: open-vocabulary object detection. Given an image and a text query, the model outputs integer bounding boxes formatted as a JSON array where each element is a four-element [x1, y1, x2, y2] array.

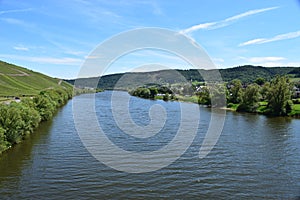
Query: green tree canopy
[[237, 84, 260, 112], [228, 79, 243, 104], [266, 76, 291, 116]]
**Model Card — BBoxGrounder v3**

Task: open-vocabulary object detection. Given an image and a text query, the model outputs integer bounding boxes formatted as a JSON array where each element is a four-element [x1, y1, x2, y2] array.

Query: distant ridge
[[66, 65, 300, 90], [0, 60, 72, 97]]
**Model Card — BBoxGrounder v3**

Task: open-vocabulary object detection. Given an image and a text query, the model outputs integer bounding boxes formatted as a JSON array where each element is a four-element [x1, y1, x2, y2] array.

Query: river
[[0, 91, 299, 199]]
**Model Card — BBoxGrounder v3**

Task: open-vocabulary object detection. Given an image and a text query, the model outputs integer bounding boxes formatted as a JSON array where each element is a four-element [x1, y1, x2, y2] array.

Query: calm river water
[[0, 91, 299, 199]]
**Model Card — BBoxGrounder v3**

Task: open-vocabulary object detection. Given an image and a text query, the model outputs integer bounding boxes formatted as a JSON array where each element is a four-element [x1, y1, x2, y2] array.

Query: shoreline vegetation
[[0, 86, 105, 155], [1, 61, 300, 154], [0, 86, 100, 155], [129, 75, 300, 118], [0, 60, 103, 154], [0, 60, 77, 154], [0, 88, 73, 154]]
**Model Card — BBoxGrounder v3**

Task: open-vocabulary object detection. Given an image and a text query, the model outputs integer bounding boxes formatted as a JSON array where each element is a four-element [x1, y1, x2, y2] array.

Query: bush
[[0, 103, 25, 144], [0, 87, 72, 153], [0, 127, 9, 152]]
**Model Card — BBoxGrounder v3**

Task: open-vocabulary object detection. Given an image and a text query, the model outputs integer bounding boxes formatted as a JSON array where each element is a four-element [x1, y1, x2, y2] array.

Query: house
[[293, 86, 300, 98]]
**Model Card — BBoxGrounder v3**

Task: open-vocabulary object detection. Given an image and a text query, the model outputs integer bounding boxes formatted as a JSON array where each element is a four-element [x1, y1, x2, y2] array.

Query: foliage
[[130, 87, 151, 99], [67, 65, 300, 90], [0, 127, 9, 152], [0, 87, 72, 154], [254, 77, 266, 86], [163, 93, 170, 101], [149, 87, 158, 99], [288, 68, 300, 78], [289, 104, 300, 116], [197, 84, 226, 107], [197, 87, 211, 105], [265, 76, 291, 116], [130, 85, 173, 100], [237, 84, 260, 112], [228, 79, 243, 104], [227, 103, 239, 110]]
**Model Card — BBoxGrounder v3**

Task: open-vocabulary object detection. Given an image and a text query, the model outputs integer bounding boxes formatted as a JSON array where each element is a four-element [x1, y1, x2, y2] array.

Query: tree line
[[0, 88, 73, 153], [129, 75, 299, 117], [198, 76, 295, 116]]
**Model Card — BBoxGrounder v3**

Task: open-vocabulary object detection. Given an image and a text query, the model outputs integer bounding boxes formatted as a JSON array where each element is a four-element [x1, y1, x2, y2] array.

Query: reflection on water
[[0, 91, 299, 199]]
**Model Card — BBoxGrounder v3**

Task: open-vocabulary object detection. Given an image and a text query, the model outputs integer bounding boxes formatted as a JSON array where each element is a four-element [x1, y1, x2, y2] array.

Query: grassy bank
[[133, 92, 300, 118], [227, 100, 300, 117]]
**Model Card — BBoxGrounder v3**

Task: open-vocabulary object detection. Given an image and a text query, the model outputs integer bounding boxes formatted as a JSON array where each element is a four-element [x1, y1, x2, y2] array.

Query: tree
[[260, 82, 270, 101], [12, 102, 41, 135], [254, 77, 266, 86], [33, 94, 56, 121], [197, 87, 211, 105], [266, 76, 291, 116], [228, 79, 243, 104], [0, 127, 9, 152], [197, 84, 226, 107], [149, 87, 158, 99], [237, 84, 260, 112], [0, 104, 24, 144], [163, 93, 169, 101], [131, 87, 151, 99]]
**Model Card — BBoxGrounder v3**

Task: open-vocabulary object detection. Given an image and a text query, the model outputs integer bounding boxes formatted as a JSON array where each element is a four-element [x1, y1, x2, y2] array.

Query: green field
[[0, 61, 72, 97]]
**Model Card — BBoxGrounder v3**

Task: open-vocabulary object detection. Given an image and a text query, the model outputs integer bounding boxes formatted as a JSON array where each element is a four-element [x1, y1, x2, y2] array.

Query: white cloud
[[239, 30, 300, 46], [0, 8, 32, 15], [0, 54, 83, 65], [13, 45, 29, 51], [247, 56, 285, 63], [238, 56, 300, 67], [181, 6, 278, 34], [212, 57, 225, 63], [1, 17, 34, 29]]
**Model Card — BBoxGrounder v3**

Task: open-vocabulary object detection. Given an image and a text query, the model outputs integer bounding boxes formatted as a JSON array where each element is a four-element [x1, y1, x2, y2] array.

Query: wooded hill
[[0, 60, 72, 97], [66, 65, 300, 90]]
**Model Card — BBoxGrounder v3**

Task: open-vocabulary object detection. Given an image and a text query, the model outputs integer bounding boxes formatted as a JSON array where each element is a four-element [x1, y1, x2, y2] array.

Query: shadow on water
[[0, 114, 54, 188], [0, 92, 299, 199]]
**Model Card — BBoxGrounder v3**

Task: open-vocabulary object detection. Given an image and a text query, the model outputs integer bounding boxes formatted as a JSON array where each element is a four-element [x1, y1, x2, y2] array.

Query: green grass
[[0, 60, 73, 97], [290, 77, 300, 82], [289, 104, 300, 116], [176, 95, 199, 103], [227, 103, 239, 110]]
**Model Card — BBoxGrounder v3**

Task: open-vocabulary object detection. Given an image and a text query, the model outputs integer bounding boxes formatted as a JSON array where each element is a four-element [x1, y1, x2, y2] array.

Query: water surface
[[0, 91, 299, 199]]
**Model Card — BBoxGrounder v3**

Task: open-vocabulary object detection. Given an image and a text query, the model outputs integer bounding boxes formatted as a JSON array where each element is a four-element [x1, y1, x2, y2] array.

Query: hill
[[66, 65, 300, 90], [0, 60, 72, 97]]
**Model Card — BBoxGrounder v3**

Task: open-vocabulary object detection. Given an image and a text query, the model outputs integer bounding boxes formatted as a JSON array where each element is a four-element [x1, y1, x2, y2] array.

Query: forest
[[66, 65, 300, 90]]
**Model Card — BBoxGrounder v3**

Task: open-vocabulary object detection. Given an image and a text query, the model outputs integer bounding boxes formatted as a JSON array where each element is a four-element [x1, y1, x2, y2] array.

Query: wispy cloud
[[0, 8, 32, 15], [238, 56, 300, 67], [13, 45, 29, 51], [1, 17, 34, 28], [239, 30, 300, 46], [181, 6, 278, 34], [246, 56, 285, 63], [0, 54, 83, 65]]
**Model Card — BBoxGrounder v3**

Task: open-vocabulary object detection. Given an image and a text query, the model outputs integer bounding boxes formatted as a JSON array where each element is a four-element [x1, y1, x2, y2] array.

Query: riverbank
[[130, 92, 300, 118], [1, 91, 299, 199], [0, 88, 73, 154]]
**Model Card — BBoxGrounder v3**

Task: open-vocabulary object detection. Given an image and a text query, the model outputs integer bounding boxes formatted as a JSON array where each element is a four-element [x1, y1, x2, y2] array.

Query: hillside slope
[[0, 61, 72, 97], [66, 65, 300, 90]]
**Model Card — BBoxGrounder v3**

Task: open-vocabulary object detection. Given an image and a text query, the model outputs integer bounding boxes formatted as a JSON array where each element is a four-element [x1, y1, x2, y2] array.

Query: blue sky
[[0, 0, 300, 78]]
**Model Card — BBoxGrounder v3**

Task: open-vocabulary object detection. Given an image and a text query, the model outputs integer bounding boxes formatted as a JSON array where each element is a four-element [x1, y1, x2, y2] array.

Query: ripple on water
[[0, 91, 300, 199]]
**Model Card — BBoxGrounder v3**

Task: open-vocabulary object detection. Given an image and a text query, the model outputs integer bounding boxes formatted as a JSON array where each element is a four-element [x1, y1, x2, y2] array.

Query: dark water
[[0, 91, 299, 199]]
